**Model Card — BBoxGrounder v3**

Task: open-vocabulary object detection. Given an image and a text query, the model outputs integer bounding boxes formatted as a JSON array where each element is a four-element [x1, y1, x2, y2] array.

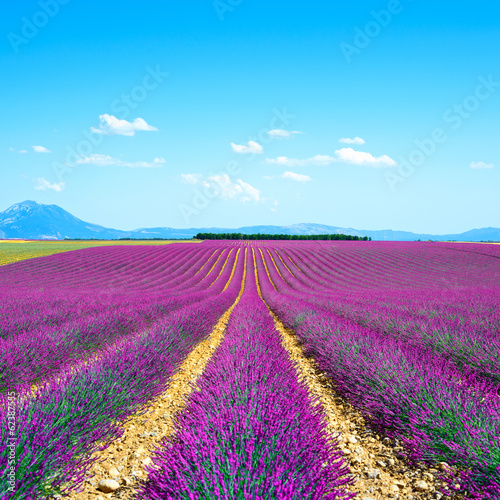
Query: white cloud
[[182, 173, 261, 203], [34, 178, 65, 192], [281, 171, 311, 182], [231, 140, 263, 154], [181, 173, 203, 185], [470, 161, 494, 169], [90, 114, 158, 136], [339, 137, 365, 145], [204, 174, 261, 203], [75, 154, 165, 168], [235, 179, 261, 202], [265, 148, 396, 168], [335, 147, 397, 167], [268, 129, 303, 138], [33, 145, 51, 153], [10, 148, 27, 153]]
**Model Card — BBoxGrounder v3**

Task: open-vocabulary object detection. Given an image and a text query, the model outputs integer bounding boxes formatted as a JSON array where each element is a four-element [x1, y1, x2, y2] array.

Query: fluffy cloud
[[90, 114, 158, 136], [10, 148, 27, 153], [470, 161, 494, 169], [266, 148, 396, 168], [268, 129, 303, 138], [339, 137, 365, 145], [205, 174, 261, 203], [34, 178, 65, 192], [281, 171, 311, 182], [33, 145, 51, 153], [231, 140, 263, 154], [182, 173, 261, 203], [75, 154, 165, 168], [335, 147, 397, 167]]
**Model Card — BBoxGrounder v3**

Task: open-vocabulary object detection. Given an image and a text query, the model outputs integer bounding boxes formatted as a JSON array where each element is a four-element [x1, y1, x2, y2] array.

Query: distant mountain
[[0, 201, 499, 242], [0, 201, 127, 240]]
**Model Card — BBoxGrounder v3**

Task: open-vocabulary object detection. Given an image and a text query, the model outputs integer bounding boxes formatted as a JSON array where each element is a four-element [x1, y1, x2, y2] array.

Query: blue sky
[[1, 0, 499, 233]]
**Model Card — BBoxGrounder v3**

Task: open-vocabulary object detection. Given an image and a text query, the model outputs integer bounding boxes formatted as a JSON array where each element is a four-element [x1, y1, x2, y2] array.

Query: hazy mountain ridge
[[0, 201, 499, 242]]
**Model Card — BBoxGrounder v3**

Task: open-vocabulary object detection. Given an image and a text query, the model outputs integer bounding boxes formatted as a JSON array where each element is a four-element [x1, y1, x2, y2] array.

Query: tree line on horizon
[[194, 233, 371, 241]]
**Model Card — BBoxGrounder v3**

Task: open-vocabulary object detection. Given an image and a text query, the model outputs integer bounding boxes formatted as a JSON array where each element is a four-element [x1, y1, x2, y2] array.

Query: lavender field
[[0, 241, 499, 500]]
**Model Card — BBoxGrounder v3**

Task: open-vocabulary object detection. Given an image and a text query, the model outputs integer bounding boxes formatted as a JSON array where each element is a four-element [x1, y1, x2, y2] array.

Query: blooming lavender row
[[262, 246, 500, 383], [0, 244, 226, 337], [254, 247, 500, 499], [0, 245, 232, 345], [0, 251, 245, 499], [0, 243, 208, 290], [245, 240, 500, 290], [140, 252, 354, 500], [0, 247, 237, 392], [0, 245, 220, 340]]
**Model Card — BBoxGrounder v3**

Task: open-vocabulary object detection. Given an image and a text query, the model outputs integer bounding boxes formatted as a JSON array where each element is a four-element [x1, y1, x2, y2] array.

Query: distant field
[[0, 239, 199, 266], [1, 239, 498, 267]]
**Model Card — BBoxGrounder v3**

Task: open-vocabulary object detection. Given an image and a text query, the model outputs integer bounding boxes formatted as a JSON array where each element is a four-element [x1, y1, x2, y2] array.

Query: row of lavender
[[0, 245, 243, 498], [268, 246, 500, 383], [140, 251, 354, 500], [0, 244, 222, 337], [253, 242, 500, 498], [0, 246, 235, 392], [217, 240, 500, 289]]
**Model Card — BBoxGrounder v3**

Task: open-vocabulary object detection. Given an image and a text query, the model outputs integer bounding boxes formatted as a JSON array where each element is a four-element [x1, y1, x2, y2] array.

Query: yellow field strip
[[0, 240, 199, 267]]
